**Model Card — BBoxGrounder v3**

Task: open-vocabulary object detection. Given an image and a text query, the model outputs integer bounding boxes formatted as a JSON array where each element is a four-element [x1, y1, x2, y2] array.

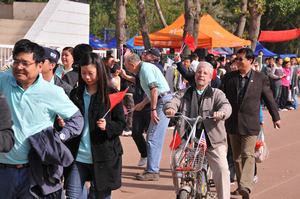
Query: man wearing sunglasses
[[221, 48, 280, 199], [141, 48, 164, 74]]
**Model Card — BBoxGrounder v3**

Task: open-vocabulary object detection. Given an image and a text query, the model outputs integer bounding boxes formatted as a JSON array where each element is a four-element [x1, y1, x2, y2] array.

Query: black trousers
[[131, 110, 151, 158], [123, 94, 134, 131]]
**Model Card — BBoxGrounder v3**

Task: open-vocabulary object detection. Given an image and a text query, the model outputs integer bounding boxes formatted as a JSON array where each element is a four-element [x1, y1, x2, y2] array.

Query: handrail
[[0, 45, 13, 70]]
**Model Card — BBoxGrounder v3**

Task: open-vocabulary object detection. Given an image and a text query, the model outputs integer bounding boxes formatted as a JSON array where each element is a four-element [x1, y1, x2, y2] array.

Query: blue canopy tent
[[278, 54, 297, 58], [106, 38, 117, 48], [255, 42, 277, 57], [255, 42, 297, 58], [126, 35, 144, 50], [89, 34, 108, 49], [90, 34, 145, 51], [213, 47, 233, 55], [89, 34, 117, 49]]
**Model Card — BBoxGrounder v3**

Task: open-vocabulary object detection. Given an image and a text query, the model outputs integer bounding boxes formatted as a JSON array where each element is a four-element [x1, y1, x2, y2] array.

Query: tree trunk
[[154, 0, 167, 27], [116, 0, 127, 50], [137, 0, 152, 49], [183, 0, 201, 56], [235, 0, 248, 38], [248, 0, 264, 51]]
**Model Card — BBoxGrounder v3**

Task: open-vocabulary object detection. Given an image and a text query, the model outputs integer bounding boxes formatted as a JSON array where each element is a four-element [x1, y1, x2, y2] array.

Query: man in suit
[[221, 48, 280, 199]]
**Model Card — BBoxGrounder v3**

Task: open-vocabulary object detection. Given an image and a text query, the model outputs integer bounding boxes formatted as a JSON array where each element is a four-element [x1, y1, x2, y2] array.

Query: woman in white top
[[55, 47, 74, 79]]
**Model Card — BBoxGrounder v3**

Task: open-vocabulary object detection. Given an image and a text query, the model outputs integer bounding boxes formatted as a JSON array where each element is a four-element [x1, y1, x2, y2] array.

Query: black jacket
[[28, 127, 74, 198], [221, 70, 280, 135], [0, 93, 14, 152], [65, 87, 126, 191], [54, 75, 73, 97], [63, 70, 78, 89]]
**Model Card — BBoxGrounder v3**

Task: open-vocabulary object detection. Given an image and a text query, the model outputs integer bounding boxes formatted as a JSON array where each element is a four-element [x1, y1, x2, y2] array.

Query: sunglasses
[[236, 57, 246, 62]]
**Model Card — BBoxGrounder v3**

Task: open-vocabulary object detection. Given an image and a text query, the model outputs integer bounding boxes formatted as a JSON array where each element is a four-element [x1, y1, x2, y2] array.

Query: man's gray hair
[[196, 61, 214, 75], [124, 53, 141, 65]]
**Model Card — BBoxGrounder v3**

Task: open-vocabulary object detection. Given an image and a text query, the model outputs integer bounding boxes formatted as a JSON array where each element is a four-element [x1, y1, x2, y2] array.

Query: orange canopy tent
[[134, 14, 251, 49]]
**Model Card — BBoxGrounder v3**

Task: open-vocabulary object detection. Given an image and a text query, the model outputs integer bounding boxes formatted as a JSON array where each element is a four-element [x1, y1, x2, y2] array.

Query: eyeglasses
[[236, 57, 245, 62], [13, 59, 36, 67]]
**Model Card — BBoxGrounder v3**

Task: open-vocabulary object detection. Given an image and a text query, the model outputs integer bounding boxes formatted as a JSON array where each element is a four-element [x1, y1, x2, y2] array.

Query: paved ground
[[112, 108, 300, 199]]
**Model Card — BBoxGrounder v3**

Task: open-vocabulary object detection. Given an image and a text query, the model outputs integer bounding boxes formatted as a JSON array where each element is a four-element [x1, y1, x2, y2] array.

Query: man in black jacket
[[0, 93, 14, 152], [221, 48, 280, 199]]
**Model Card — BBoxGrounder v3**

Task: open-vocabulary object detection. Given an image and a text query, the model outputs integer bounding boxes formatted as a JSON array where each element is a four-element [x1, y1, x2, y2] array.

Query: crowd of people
[[0, 38, 299, 199]]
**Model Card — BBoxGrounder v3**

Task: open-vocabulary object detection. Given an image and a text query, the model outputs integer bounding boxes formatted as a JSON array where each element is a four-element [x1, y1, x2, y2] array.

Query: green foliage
[[261, 0, 300, 54], [86, 0, 300, 53], [89, 0, 183, 40], [0, 0, 48, 3], [1, 0, 298, 53]]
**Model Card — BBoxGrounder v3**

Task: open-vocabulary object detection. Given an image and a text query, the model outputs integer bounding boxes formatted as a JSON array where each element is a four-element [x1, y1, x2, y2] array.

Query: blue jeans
[[65, 162, 112, 199], [292, 87, 298, 109], [146, 94, 172, 173], [0, 167, 34, 199]]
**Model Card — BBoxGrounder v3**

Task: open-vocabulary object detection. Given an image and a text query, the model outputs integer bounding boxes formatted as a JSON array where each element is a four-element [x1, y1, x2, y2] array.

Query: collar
[[84, 87, 91, 96], [185, 85, 213, 100], [239, 69, 252, 78], [11, 74, 43, 89], [50, 75, 55, 84], [136, 61, 143, 76]]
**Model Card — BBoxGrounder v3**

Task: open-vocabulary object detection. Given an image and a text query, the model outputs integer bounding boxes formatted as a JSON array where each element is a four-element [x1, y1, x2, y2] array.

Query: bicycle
[[169, 113, 212, 199]]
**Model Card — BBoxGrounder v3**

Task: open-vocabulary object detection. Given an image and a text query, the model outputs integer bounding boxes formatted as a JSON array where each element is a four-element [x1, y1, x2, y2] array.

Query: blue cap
[[145, 48, 160, 57], [43, 47, 60, 63]]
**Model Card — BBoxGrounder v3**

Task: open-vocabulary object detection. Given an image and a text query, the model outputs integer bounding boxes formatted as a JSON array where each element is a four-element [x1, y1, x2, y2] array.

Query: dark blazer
[[221, 70, 280, 136], [65, 87, 126, 192], [0, 93, 14, 152], [63, 70, 78, 89], [54, 75, 73, 96]]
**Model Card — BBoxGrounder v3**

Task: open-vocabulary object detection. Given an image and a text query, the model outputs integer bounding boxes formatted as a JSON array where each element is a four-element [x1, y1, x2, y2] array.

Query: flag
[[199, 130, 207, 152], [108, 87, 128, 111], [184, 32, 196, 52], [167, 57, 174, 67], [169, 131, 182, 150]]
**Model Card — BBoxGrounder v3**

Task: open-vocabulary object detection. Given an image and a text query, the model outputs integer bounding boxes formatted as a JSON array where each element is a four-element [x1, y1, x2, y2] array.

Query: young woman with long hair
[[64, 52, 126, 199]]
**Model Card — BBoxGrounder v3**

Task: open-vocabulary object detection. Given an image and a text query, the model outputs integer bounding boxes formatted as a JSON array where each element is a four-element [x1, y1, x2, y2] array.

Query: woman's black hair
[[62, 46, 74, 57], [77, 52, 109, 104], [282, 61, 290, 68]]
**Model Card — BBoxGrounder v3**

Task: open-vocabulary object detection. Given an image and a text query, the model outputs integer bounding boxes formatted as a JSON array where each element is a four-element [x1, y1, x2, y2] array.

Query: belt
[[0, 163, 30, 169], [159, 91, 171, 98]]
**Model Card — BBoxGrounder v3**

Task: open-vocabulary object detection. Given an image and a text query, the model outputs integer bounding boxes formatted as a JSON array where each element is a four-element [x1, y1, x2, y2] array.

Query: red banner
[[259, 28, 300, 43]]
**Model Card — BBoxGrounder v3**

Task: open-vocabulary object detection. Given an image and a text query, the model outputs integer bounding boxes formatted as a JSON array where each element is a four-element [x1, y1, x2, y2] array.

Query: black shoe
[[231, 188, 240, 195], [239, 187, 250, 199]]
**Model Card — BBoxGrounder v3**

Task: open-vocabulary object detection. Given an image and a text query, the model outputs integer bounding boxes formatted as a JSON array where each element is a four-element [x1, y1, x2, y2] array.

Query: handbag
[[254, 127, 269, 163]]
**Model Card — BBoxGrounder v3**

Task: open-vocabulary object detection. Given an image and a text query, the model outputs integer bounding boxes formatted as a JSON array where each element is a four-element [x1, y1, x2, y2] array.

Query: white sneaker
[[253, 175, 259, 184], [122, 130, 132, 136], [137, 157, 147, 166]]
